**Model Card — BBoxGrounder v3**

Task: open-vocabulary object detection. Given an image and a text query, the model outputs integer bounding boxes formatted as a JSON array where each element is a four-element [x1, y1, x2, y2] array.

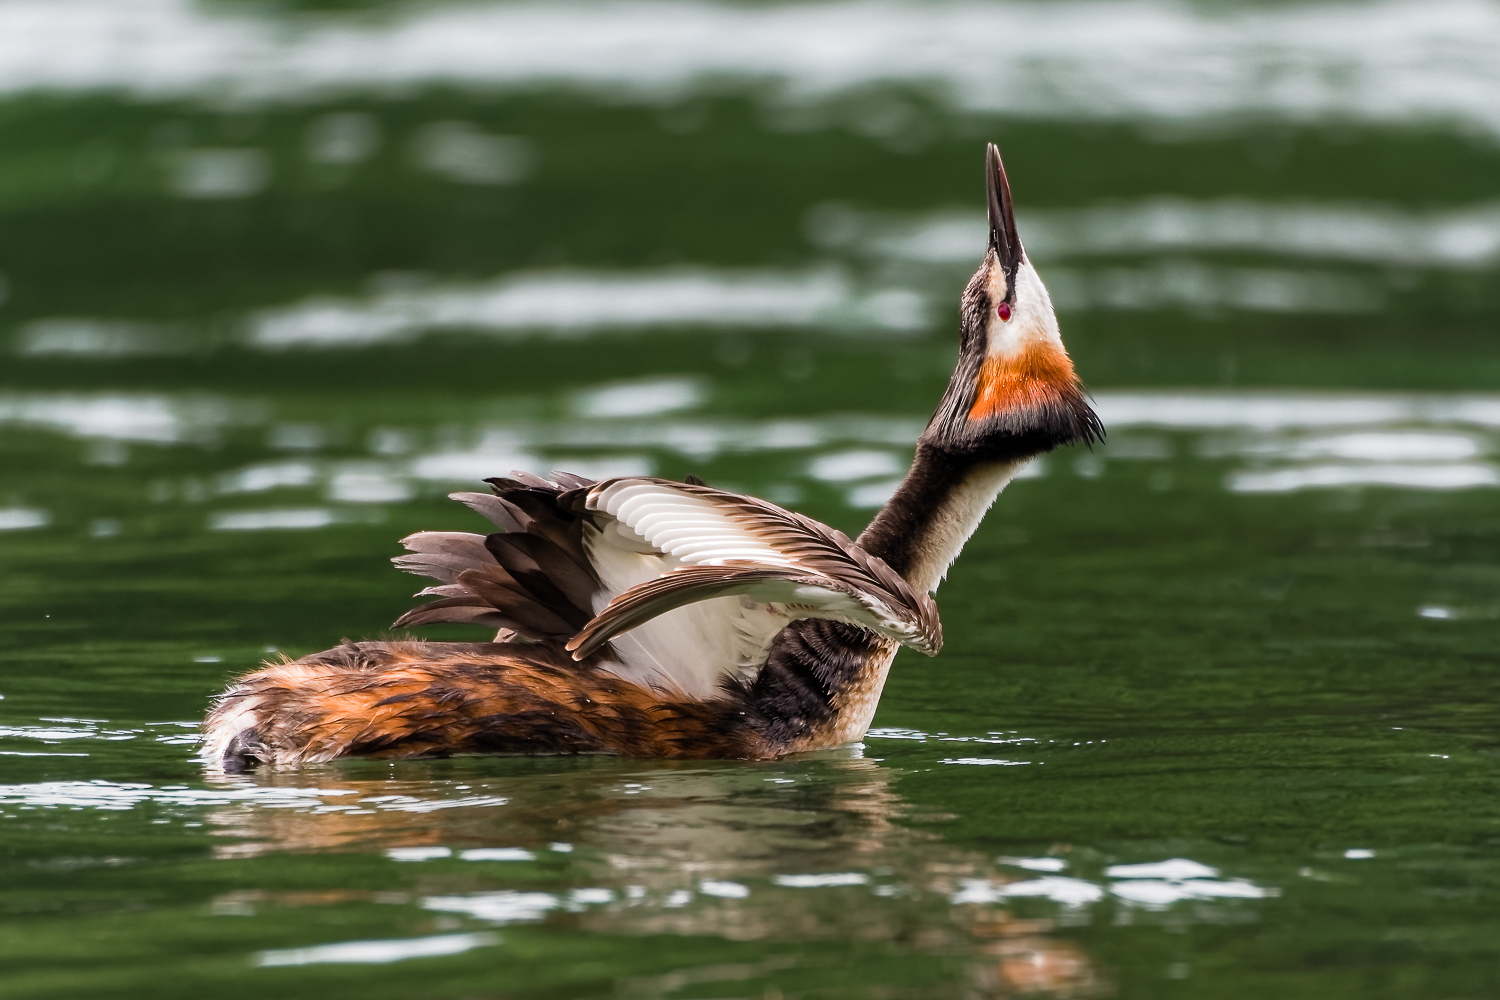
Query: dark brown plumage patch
[[749, 620, 898, 750]]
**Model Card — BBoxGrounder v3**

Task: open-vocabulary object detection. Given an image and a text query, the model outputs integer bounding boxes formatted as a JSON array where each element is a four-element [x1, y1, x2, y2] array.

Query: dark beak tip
[[985, 142, 1021, 271]]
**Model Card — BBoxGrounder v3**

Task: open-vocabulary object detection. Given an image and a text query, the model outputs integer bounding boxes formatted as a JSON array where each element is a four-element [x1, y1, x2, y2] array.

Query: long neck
[[856, 445, 1027, 595]]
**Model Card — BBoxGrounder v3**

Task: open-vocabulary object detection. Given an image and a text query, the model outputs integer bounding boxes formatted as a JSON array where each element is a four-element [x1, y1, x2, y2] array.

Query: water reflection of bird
[[204, 755, 1109, 997], [203, 144, 1101, 770]]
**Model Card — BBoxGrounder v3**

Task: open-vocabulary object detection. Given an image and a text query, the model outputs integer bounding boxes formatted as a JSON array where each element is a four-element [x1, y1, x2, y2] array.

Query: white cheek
[[984, 261, 1061, 359]]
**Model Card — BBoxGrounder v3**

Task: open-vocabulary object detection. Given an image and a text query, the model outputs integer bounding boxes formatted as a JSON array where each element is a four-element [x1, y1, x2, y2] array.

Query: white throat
[[902, 458, 1028, 595]]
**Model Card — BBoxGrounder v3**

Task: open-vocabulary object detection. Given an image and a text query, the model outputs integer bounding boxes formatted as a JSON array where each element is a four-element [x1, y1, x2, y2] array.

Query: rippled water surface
[[2, 1, 1499, 997]]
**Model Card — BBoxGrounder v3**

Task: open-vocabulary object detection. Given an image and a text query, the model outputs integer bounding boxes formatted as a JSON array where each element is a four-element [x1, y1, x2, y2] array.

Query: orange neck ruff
[[967, 342, 1078, 422]]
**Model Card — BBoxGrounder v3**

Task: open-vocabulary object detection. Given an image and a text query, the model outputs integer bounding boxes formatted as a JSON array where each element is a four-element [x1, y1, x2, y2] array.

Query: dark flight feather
[[393, 475, 604, 637], [455, 569, 578, 637], [391, 551, 487, 586]]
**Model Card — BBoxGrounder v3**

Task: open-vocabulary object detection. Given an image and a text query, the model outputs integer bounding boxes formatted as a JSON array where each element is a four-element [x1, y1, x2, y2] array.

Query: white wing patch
[[580, 509, 779, 700]]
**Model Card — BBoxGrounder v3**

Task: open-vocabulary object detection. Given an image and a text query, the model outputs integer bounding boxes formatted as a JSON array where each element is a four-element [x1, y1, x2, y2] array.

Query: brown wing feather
[[484, 478, 591, 556], [449, 491, 529, 532], [393, 474, 602, 639], [455, 568, 579, 637], [513, 533, 598, 608], [399, 530, 491, 560], [390, 597, 520, 630], [391, 550, 484, 586], [414, 583, 472, 599], [549, 471, 594, 490], [483, 534, 595, 623]]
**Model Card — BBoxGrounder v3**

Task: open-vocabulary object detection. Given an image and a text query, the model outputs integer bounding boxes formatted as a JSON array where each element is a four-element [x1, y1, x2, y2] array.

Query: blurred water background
[[2, 0, 1499, 996]]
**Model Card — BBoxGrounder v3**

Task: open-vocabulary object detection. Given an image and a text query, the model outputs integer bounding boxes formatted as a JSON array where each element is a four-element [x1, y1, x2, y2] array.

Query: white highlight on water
[[773, 872, 870, 887], [698, 879, 750, 898], [245, 268, 925, 348], [575, 378, 705, 419], [0, 508, 50, 531], [955, 856, 1279, 910], [255, 932, 498, 967]]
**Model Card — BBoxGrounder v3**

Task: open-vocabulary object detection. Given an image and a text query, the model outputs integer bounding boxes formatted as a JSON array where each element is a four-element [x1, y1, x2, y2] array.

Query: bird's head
[[923, 143, 1102, 460]]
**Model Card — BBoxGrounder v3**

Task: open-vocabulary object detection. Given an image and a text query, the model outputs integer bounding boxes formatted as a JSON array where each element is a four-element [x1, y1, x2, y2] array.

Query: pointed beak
[[986, 142, 1022, 281]]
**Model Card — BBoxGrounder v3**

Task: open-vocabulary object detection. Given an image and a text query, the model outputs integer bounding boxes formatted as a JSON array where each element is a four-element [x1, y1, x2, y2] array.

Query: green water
[[3, 1, 1500, 997]]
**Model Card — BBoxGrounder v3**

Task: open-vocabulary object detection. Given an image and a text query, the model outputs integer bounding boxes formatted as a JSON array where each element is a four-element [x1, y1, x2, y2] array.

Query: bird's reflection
[[202, 750, 1110, 997]]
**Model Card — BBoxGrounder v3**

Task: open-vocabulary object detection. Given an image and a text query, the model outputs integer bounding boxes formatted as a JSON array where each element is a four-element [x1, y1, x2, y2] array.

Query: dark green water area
[[2, 1, 1498, 997]]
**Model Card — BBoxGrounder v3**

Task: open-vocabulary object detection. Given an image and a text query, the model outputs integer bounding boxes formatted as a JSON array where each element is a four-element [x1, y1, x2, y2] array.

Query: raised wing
[[391, 473, 941, 702], [561, 478, 941, 681]]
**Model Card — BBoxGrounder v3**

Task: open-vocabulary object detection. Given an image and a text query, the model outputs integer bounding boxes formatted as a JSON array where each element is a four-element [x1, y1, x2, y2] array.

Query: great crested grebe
[[203, 144, 1102, 770]]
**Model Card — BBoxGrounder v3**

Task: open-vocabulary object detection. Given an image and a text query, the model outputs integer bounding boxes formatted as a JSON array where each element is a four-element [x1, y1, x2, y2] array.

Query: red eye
[[996, 301, 1012, 322]]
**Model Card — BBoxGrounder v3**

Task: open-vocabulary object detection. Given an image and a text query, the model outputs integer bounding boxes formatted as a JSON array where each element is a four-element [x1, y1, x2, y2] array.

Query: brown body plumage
[[202, 144, 1101, 770], [208, 624, 899, 767]]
